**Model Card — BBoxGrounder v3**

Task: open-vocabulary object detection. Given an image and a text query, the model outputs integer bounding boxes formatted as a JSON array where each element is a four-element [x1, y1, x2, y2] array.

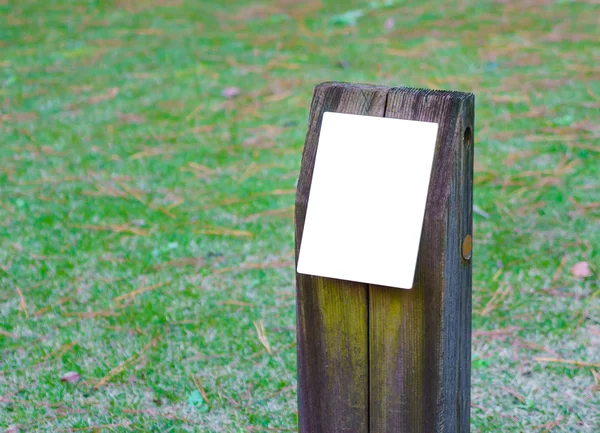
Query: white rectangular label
[[296, 112, 438, 289]]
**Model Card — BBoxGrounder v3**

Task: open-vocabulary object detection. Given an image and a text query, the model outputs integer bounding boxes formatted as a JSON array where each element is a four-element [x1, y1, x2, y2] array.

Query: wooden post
[[295, 82, 474, 433]]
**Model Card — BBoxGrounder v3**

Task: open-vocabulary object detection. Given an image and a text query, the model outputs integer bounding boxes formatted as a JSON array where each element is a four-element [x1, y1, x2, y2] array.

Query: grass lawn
[[1, 0, 599, 431]]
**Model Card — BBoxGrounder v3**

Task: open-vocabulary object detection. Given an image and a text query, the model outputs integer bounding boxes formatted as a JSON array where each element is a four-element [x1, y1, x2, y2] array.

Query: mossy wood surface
[[295, 82, 474, 433], [295, 82, 388, 433]]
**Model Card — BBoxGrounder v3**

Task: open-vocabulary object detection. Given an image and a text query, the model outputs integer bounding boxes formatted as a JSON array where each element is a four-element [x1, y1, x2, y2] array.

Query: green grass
[[1, 0, 599, 431]]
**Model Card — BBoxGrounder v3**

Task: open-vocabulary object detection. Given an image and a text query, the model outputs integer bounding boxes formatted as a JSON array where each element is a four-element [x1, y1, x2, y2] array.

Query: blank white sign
[[296, 112, 438, 289]]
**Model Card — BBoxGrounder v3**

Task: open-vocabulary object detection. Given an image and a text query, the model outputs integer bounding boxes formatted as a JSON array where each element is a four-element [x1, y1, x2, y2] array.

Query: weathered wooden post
[[295, 82, 474, 433]]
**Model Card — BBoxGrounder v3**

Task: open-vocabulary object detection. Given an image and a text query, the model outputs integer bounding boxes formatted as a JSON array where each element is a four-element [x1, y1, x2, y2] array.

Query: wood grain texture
[[369, 88, 474, 433], [295, 82, 388, 433], [295, 83, 474, 433]]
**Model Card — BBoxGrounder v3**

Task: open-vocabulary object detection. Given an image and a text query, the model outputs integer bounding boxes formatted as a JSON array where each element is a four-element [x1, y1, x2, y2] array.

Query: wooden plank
[[369, 88, 474, 433], [295, 82, 388, 433]]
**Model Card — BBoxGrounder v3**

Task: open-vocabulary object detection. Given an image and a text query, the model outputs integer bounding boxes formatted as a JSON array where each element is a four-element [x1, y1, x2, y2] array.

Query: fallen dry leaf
[[87, 87, 119, 105], [472, 326, 521, 339], [153, 257, 203, 270], [540, 416, 563, 431], [222, 87, 241, 98], [116, 0, 182, 13], [60, 371, 81, 383], [0, 328, 18, 339], [15, 287, 28, 318], [113, 280, 171, 302], [0, 112, 38, 123], [118, 112, 146, 124], [534, 356, 600, 368], [571, 261, 592, 279], [254, 320, 272, 355]]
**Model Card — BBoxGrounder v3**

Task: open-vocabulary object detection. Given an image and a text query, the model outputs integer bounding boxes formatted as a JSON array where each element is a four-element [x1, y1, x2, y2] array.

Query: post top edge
[[314, 81, 391, 92], [314, 81, 474, 100]]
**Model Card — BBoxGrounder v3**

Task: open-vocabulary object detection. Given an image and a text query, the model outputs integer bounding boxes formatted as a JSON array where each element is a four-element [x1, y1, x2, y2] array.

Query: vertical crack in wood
[[296, 82, 389, 433], [367, 87, 391, 433]]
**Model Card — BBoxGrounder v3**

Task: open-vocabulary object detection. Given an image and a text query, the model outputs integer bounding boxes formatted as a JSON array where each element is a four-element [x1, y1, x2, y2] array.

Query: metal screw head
[[462, 234, 472, 261]]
